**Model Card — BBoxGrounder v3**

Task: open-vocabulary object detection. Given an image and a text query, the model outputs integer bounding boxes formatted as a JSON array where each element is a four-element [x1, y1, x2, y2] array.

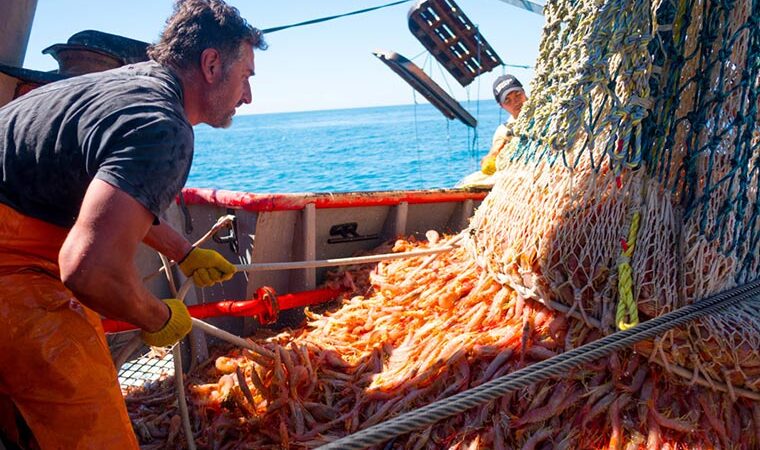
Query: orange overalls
[[0, 203, 138, 449]]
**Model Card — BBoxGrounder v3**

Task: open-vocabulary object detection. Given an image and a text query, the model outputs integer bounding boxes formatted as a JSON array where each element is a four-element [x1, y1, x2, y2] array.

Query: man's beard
[[207, 100, 235, 129], [206, 82, 235, 129], [210, 111, 234, 129]]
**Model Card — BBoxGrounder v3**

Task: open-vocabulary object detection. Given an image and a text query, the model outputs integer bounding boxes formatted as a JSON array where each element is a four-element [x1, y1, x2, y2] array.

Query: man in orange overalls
[[0, 1, 267, 448]]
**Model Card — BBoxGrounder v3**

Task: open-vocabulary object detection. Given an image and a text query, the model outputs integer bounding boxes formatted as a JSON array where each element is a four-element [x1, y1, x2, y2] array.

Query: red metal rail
[[180, 188, 488, 212]]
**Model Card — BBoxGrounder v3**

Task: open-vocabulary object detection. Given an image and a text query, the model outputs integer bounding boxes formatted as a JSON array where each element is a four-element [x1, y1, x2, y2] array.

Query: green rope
[[262, 0, 410, 34]]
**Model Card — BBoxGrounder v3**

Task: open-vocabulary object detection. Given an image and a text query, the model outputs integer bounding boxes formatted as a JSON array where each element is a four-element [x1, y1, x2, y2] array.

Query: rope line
[[616, 210, 641, 330], [176, 245, 458, 300], [262, 0, 410, 34], [317, 278, 760, 449], [616, 169, 644, 331], [503, 63, 534, 69]]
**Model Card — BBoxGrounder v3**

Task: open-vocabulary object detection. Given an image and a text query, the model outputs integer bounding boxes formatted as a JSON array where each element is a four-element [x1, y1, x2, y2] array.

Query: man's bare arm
[[59, 179, 170, 332], [143, 221, 193, 262]]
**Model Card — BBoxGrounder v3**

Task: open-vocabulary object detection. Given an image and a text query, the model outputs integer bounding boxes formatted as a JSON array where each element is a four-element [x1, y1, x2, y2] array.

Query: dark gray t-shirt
[[0, 61, 193, 228]]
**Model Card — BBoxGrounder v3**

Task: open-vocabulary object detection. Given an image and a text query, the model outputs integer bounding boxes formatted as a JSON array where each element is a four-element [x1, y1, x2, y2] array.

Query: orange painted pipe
[[102, 287, 341, 333]]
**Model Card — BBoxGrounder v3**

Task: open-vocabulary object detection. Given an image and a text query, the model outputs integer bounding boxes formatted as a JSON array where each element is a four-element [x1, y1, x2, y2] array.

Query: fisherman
[[0, 0, 266, 448], [480, 74, 528, 175]]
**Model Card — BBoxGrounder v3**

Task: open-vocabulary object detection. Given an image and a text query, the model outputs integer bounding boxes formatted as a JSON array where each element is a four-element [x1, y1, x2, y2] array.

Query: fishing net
[[470, 0, 760, 395], [125, 0, 760, 447]]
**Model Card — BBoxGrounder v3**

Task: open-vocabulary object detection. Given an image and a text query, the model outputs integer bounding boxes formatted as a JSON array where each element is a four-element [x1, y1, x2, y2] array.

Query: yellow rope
[[616, 211, 641, 330]]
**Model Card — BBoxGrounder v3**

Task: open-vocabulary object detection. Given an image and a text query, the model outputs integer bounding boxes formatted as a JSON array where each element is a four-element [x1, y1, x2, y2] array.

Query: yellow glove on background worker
[[481, 155, 497, 175], [178, 247, 236, 287], [141, 298, 192, 347]]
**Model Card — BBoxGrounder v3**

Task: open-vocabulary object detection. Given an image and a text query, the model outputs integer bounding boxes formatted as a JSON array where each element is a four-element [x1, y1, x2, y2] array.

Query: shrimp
[[191, 374, 234, 406], [215, 356, 239, 374]]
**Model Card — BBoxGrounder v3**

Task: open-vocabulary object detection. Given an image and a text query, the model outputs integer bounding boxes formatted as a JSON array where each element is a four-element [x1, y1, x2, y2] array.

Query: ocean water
[[189, 100, 507, 193]]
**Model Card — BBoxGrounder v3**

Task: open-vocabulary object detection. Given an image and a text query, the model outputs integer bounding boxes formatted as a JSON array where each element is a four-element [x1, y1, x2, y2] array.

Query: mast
[[0, 0, 38, 107]]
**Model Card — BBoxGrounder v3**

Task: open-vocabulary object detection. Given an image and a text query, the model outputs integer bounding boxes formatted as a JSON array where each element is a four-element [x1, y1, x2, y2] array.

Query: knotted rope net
[[126, 0, 760, 447], [471, 0, 759, 397]]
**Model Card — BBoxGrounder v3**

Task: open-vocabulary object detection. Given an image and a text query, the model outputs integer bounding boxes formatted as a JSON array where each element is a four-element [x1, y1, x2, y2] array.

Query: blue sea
[[189, 100, 508, 193]]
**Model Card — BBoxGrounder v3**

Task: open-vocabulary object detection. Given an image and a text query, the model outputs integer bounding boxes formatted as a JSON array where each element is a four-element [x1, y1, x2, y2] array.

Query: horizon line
[[236, 97, 500, 117]]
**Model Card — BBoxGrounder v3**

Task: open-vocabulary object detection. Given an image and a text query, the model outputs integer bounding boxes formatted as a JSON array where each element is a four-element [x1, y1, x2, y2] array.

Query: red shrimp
[[477, 348, 513, 385], [521, 428, 551, 450], [696, 392, 728, 445]]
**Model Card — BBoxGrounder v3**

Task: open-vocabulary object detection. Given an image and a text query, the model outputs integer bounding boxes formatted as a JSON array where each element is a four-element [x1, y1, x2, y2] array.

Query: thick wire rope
[[317, 278, 760, 449]]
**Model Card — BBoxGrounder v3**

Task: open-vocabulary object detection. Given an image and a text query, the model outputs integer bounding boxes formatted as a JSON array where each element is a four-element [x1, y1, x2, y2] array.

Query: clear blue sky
[[23, 0, 544, 115]]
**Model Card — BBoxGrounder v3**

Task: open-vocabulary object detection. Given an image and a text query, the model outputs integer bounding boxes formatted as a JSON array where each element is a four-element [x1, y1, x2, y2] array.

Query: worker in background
[[481, 74, 528, 175], [0, 1, 266, 448]]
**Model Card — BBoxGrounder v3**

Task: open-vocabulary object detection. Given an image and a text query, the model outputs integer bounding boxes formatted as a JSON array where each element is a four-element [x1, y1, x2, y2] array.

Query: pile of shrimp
[[126, 234, 760, 449]]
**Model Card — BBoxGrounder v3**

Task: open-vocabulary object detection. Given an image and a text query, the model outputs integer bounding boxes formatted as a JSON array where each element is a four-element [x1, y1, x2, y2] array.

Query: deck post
[[394, 201, 409, 237], [0, 0, 38, 107], [301, 203, 316, 290], [459, 199, 474, 229]]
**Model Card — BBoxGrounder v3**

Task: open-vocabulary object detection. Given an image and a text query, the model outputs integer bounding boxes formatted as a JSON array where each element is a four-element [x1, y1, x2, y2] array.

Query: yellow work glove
[[178, 247, 236, 288], [141, 299, 192, 347], [481, 155, 497, 175]]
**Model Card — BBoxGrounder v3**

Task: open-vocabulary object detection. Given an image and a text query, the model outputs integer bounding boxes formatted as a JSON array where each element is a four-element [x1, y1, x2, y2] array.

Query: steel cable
[[317, 278, 760, 449], [262, 0, 410, 34]]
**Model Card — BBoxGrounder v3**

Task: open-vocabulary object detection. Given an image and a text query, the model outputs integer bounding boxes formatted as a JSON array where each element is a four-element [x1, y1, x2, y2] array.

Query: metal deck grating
[[118, 352, 174, 389]]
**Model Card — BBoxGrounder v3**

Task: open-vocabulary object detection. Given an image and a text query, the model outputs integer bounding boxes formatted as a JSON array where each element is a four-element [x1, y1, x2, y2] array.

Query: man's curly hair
[[148, 0, 267, 72]]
